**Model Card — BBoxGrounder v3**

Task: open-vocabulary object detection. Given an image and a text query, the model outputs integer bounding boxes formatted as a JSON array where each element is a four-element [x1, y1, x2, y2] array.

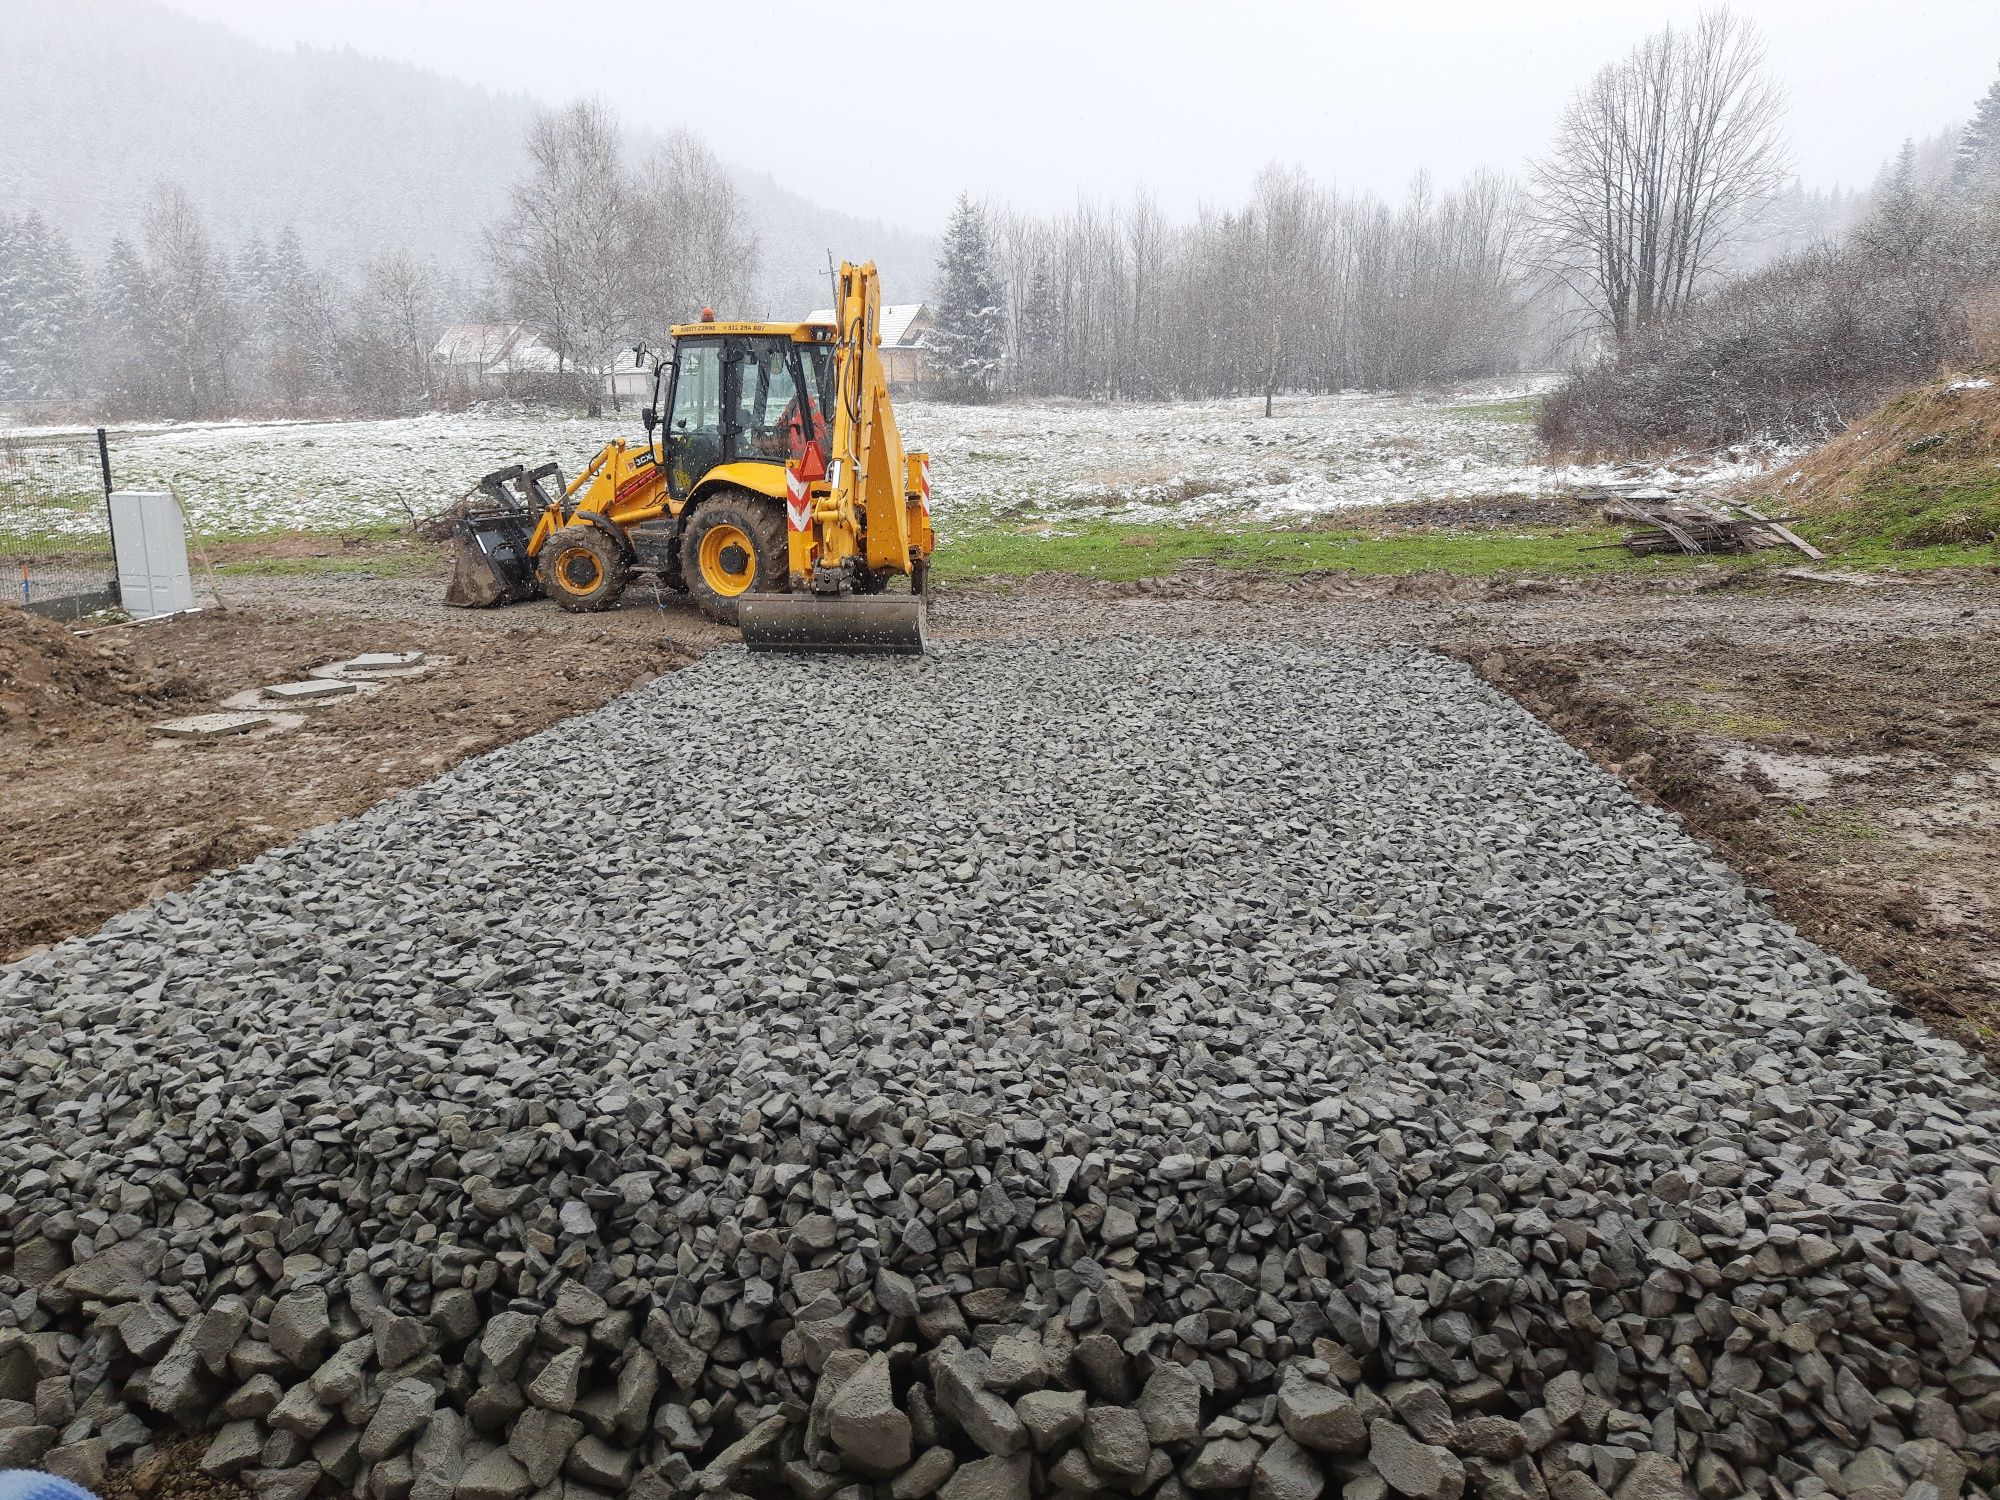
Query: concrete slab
[[151, 712, 274, 740], [311, 654, 437, 683], [341, 651, 428, 674], [263, 679, 360, 704], [334, 656, 428, 680]]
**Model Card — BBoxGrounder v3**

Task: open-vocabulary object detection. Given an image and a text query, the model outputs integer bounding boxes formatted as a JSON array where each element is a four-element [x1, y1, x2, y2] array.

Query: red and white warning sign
[[784, 467, 812, 533]]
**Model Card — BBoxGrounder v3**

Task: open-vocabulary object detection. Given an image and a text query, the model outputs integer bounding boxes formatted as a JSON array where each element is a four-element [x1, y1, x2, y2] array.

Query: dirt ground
[[7, 552, 1999, 1067], [1456, 630, 2000, 1058], [0, 598, 700, 961]]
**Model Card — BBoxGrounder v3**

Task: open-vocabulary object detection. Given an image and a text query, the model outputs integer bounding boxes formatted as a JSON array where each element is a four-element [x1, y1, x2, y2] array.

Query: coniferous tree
[[266, 227, 329, 408], [1014, 252, 1057, 394], [91, 235, 161, 412], [142, 184, 233, 418], [929, 193, 1005, 399], [0, 212, 88, 399], [1856, 141, 1940, 261], [1954, 62, 2000, 193], [233, 230, 277, 400]]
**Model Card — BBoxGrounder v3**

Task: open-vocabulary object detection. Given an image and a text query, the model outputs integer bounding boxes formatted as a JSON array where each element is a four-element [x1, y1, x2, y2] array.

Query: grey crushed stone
[[1, 636, 1997, 1500]]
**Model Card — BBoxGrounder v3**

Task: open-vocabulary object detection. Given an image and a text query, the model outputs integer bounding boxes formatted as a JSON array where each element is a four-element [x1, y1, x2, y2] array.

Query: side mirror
[[641, 406, 657, 432]]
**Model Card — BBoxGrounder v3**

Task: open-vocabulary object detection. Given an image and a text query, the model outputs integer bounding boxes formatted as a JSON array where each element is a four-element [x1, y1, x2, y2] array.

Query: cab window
[[800, 343, 835, 428], [728, 340, 805, 463], [666, 340, 723, 493]]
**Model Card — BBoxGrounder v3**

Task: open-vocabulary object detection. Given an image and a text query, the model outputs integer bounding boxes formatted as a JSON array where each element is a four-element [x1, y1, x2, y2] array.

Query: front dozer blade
[[737, 594, 929, 656]]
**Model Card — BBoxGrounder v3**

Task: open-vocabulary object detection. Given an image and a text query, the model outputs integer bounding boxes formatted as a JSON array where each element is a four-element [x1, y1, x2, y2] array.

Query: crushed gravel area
[[2, 636, 1997, 1500]]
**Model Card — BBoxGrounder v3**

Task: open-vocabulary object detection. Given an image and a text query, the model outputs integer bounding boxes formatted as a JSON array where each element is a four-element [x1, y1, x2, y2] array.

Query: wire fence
[[0, 429, 119, 619]]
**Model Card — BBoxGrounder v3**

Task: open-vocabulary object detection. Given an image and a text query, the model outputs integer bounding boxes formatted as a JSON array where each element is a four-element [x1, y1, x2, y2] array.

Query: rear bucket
[[737, 595, 929, 656]]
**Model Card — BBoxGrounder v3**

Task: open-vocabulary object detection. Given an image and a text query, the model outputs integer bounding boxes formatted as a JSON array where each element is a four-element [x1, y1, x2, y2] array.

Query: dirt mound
[[1755, 365, 2000, 547], [0, 609, 196, 735]]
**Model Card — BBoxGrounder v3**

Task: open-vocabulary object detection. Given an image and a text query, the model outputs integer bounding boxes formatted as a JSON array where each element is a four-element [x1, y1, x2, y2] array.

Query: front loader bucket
[[444, 514, 539, 607], [737, 594, 928, 656], [443, 468, 548, 608]]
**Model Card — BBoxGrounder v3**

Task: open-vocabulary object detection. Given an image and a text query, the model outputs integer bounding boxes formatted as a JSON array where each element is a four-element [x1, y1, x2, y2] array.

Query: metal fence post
[[97, 427, 119, 602]]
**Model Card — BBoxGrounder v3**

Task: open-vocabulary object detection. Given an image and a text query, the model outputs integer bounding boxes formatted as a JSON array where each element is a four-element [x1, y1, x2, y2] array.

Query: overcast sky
[[160, 0, 2000, 228]]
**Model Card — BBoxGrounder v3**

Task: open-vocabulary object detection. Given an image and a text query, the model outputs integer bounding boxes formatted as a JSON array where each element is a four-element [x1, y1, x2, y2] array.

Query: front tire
[[681, 490, 789, 626], [538, 524, 630, 612]]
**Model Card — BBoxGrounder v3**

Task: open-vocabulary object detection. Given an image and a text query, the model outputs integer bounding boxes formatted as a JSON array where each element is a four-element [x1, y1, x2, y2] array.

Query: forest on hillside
[[1, 5, 1996, 449]]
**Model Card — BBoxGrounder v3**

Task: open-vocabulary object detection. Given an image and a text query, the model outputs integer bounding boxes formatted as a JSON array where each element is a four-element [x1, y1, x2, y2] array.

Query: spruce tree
[[0, 213, 38, 398], [1016, 253, 1058, 393], [1955, 62, 2000, 193], [93, 235, 161, 411], [266, 227, 324, 407], [1858, 140, 1933, 261], [929, 193, 1005, 399], [0, 213, 88, 399]]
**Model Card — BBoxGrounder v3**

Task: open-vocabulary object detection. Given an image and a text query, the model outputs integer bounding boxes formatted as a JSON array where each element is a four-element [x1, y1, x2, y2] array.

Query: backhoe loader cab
[[647, 329, 836, 491], [445, 262, 934, 654]]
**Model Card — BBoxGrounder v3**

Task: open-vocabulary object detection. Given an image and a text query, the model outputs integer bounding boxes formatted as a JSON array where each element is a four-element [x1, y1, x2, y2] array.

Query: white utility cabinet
[[109, 491, 195, 619]]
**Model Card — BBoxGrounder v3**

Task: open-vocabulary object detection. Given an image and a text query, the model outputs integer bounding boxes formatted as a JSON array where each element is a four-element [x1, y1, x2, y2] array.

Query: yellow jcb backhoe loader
[[444, 261, 935, 654]]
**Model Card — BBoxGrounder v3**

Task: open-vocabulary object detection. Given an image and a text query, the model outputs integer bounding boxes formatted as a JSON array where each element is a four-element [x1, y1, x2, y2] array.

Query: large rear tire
[[538, 524, 630, 613], [681, 490, 788, 626]]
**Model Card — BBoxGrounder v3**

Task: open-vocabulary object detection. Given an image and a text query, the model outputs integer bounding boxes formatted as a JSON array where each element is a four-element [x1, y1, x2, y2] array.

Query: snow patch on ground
[[4, 380, 1782, 541], [902, 382, 1778, 526]]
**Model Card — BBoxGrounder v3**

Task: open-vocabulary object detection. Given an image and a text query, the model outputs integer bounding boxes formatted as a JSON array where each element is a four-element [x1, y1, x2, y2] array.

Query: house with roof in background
[[804, 303, 936, 388], [604, 347, 654, 405], [430, 324, 565, 397]]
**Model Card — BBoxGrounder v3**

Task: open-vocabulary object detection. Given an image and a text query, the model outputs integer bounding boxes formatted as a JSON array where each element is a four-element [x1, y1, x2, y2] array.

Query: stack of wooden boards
[[1579, 486, 1827, 560]]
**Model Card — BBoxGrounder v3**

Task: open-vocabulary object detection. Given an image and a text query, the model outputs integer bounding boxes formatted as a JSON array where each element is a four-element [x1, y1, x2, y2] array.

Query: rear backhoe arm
[[789, 261, 933, 592]]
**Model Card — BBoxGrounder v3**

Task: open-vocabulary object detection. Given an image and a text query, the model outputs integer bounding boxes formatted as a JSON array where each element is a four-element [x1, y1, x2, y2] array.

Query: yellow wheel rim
[[554, 546, 602, 594], [698, 523, 757, 596]]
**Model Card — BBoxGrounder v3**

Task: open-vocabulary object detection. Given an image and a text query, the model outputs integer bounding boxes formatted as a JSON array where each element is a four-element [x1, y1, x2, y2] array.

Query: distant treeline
[[0, 190, 483, 421], [6, 17, 2000, 448], [0, 114, 760, 422], [970, 168, 1531, 404]]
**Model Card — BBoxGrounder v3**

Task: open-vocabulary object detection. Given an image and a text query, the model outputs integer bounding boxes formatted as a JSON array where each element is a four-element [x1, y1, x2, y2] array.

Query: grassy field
[[936, 515, 1991, 583], [31, 377, 1985, 587], [1441, 395, 1542, 424], [191, 508, 1992, 587], [6, 379, 1777, 543]]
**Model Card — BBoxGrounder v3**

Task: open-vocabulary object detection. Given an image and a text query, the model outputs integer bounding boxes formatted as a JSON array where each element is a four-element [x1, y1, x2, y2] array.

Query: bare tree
[[142, 183, 232, 418], [1123, 190, 1167, 398], [1528, 9, 1788, 347], [630, 130, 758, 329], [486, 99, 637, 414], [1249, 166, 1330, 417], [361, 249, 443, 410]]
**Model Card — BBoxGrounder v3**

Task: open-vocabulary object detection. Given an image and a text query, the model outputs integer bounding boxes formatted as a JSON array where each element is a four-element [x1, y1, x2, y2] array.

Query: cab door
[[724, 337, 808, 465], [662, 338, 724, 500]]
